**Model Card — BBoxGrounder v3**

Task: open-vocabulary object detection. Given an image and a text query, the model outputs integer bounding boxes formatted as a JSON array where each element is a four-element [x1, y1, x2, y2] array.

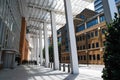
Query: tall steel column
[[102, 0, 118, 23], [64, 0, 79, 74], [39, 29, 43, 65], [33, 35, 36, 61], [36, 31, 39, 65], [31, 36, 35, 61], [50, 11, 59, 70], [44, 23, 49, 67]]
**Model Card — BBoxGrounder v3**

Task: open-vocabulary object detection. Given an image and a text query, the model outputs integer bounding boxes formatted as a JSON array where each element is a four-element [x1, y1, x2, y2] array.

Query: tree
[[42, 45, 53, 62], [102, 13, 120, 80], [43, 43, 61, 63]]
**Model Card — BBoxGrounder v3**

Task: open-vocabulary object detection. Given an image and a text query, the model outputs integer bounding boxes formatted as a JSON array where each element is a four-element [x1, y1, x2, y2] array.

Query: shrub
[[102, 13, 120, 80]]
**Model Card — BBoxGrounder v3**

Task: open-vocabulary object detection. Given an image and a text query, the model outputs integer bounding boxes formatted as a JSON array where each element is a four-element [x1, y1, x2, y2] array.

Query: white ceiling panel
[[25, 0, 94, 34]]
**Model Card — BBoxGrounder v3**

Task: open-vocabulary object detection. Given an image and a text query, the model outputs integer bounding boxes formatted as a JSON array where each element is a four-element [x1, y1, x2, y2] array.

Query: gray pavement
[[0, 65, 103, 80]]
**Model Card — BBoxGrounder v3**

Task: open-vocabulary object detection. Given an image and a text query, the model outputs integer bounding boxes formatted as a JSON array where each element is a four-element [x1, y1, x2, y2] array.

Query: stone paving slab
[[0, 65, 103, 80]]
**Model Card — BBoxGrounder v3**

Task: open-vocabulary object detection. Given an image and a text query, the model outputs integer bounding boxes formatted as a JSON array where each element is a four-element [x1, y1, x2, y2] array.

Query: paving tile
[[0, 65, 103, 80]]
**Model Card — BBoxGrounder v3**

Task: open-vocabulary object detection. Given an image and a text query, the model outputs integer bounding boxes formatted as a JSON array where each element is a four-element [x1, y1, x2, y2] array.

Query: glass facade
[[58, 37, 62, 43], [87, 18, 98, 28], [76, 24, 85, 32], [0, 0, 21, 51], [100, 15, 105, 22], [94, 0, 120, 13]]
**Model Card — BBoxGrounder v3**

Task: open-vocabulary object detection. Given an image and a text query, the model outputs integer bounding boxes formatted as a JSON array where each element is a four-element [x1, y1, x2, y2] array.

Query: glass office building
[[94, 0, 120, 13]]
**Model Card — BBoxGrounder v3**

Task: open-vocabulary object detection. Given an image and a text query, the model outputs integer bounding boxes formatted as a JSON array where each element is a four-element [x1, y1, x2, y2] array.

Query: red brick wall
[[19, 17, 27, 63]]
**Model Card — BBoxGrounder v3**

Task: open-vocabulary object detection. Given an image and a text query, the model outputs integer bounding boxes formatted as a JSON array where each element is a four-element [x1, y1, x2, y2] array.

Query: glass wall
[[87, 18, 98, 28], [100, 15, 105, 22], [76, 24, 85, 32], [0, 0, 22, 51]]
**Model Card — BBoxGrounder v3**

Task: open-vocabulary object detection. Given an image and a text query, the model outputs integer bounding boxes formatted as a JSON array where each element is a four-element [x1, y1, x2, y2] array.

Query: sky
[[86, 2, 95, 11]]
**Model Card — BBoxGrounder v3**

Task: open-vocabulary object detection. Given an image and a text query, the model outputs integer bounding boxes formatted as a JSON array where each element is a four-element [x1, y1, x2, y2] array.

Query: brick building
[[60, 9, 106, 64]]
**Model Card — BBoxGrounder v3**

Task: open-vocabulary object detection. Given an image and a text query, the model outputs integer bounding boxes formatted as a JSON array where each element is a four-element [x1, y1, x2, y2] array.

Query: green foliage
[[43, 48, 45, 58], [102, 13, 120, 80], [42, 45, 53, 62], [42, 43, 61, 62], [58, 42, 61, 63], [49, 45, 54, 62]]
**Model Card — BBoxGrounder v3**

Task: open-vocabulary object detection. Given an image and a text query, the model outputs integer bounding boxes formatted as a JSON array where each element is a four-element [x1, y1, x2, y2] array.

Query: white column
[[39, 29, 43, 65], [31, 36, 35, 61], [36, 31, 39, 65], [97, 16, 100, 24], [33, 36, 36, 61], [44, 23, 49, 67], [64, 0, 79, 74], [50, 11, 59, 70], [102, 0, 118, 23]]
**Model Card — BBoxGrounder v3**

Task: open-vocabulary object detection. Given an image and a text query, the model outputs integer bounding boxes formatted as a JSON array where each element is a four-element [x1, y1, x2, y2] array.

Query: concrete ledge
[[1, 49, 19, 54]]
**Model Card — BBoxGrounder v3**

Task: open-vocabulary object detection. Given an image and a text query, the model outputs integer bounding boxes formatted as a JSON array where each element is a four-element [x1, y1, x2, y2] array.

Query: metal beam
[[28, 3, 76, 16], [29, 17, 65, 26], [28, 26, 51, 31]]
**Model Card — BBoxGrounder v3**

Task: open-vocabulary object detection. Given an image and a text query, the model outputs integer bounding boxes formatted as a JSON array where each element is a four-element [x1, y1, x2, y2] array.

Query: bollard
[[63, 64, 65, 72], [68, 64, 70, 73], [59, 63, 61, 70], [51, 62, 52, 68], [48, 63, 50, 68], [53, 63, 55, 69]]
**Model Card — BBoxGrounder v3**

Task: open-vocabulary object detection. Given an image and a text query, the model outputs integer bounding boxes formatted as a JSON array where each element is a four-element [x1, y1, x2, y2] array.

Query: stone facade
[[60, 9, 106, 64]]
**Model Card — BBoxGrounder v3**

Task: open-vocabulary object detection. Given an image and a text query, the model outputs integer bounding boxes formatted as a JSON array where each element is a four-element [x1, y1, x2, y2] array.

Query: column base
[[2, 49, 17, 69]]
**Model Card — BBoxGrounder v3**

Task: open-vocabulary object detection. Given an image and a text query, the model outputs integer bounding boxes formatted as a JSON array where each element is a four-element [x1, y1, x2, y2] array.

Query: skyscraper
[[94, 0, 120, 13]]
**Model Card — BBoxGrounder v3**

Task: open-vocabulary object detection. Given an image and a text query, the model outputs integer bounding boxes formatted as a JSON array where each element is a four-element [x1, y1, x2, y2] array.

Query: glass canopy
[[21, 0, 94, 34]]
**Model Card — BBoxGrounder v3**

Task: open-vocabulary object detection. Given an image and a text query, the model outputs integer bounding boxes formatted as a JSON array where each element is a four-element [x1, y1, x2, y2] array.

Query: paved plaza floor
[[0, 65, 103, 80]]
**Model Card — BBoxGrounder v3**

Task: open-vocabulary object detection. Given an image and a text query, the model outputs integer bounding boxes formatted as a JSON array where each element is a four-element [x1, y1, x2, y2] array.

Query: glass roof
[[25, 0, 94, 34]]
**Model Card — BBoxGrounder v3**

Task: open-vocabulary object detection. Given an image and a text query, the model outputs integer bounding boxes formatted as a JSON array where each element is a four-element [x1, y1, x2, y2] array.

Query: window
[[97, 54, 100, 60], [78, 56, 80, 60], [58, 37, 61, 43], [83, 45, 85, 49], [80, 15, 85, 19], [87, 33, 91, 39], [91, 32, 94, 38], [96, 42, 99, 48], [88, 44, 91, 49], [92, 43, 95, 48], [81, 56, 83, 60], [102, 28, 106, 34], [87, 18, 98, 28], [82, 35, 85, 40], [100, 15, 105, 22], [80, 46, 82, 50], [95, 30, 98, 36], [93, 55, 96, 60], [76, 37, 79, 41], [89, 55, 92, 60], [57, 31, 61, 35], [84, 55, 86, 60], [77, 46, 79, 50], [79, 36, 82, 41], [76, 24, 85, 32]]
